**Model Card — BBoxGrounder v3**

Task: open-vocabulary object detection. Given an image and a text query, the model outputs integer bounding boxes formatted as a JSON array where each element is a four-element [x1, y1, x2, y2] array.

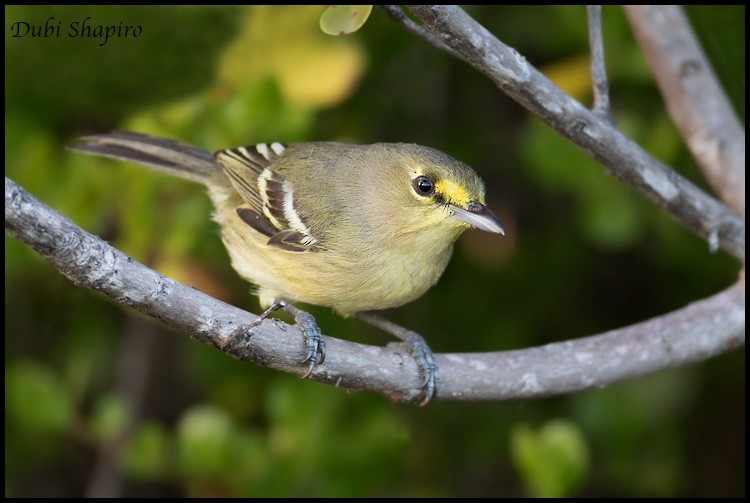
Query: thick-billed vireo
[[71, 132, 505, 404]]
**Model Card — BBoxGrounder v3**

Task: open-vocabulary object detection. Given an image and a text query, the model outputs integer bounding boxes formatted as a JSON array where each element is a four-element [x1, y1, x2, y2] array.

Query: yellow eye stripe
[[434, 179, 476, 208]]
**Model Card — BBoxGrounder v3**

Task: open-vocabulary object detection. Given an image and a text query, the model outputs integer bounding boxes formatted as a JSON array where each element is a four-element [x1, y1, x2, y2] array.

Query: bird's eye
[[413, 176, 435, 197]]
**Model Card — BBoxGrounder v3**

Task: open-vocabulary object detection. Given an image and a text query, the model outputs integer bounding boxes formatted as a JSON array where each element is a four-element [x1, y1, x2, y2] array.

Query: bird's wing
[[216, 144, 321, 253]]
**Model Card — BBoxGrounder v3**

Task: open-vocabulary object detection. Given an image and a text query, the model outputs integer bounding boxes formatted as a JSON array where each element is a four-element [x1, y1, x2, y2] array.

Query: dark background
[[5, 5, 744, 497]]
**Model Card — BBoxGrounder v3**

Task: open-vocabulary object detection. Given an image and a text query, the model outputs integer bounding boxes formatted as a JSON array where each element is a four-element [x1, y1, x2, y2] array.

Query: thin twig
[[403, 6, 744, 264], [6, 177, 745, 403], [587, 5, 612, 119], [624, 5, 745, 216]]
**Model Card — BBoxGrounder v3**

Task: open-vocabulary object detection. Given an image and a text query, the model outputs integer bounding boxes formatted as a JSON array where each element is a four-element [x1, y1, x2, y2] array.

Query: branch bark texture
[[624, 5, 745, 216]]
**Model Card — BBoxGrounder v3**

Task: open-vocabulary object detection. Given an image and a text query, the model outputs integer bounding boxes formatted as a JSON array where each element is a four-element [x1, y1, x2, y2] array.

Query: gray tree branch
[[6, 177, 745, 403], [587, 5, 612, 118], [624, 5, 745, 217], [402, 5, 744, 263], [376, 5, 465, 62]]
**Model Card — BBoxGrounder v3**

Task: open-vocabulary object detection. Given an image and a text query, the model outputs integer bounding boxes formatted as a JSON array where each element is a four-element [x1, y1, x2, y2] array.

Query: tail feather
[[68, 131, 218, 185]]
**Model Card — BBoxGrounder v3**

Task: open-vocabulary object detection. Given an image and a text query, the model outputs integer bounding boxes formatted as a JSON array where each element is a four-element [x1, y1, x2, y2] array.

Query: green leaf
[[177, 404, 235, 476], [91, 393, 129, 441], [320, 5, 373, 35], [510, 419, 589, 497], [6, 361, 75, 434], [125, 421, 172, 479]]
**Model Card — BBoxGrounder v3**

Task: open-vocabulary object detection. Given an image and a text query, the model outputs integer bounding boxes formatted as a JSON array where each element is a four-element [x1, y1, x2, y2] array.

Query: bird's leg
[[356, 312, 437, 406], [233, 300, 325, 378], [277, 301, 326, 376]]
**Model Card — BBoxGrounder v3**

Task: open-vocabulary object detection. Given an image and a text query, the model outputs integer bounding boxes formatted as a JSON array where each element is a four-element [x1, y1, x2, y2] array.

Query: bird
[[70, 131, 505, 404]]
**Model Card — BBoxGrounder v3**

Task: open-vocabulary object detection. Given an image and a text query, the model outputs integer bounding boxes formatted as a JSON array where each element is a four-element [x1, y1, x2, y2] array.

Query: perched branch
[[441, 278, 744, 399], [6, 177, 745, 402], [404, 6, 745, 264], [587, 5, 612, 118], [624, 5, 745, 217]]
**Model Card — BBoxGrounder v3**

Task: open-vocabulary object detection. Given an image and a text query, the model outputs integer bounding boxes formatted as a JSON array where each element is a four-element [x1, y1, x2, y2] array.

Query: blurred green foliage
[[511, 419, 589, 497], [5, 5, 744, 497]]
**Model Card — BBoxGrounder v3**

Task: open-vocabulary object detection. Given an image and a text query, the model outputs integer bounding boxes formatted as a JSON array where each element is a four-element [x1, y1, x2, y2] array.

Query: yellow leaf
[[319, 5, 373, 35]]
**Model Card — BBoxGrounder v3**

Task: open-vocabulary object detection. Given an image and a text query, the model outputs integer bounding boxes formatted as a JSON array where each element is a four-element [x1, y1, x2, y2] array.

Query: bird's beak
[[450, 202, 505, 235]]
